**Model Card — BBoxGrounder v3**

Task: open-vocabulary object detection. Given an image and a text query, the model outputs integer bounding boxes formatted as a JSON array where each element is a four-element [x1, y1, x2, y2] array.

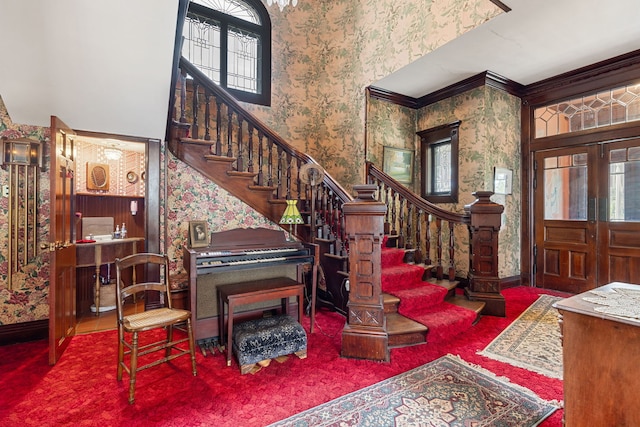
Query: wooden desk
[[76, 237, 144, 315], [217, 277, 304, 366], [554, 282, 640, 427]]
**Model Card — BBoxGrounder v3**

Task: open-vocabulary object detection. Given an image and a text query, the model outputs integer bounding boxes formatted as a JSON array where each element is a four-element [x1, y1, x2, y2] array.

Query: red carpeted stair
[[381, 244, 479, 344]]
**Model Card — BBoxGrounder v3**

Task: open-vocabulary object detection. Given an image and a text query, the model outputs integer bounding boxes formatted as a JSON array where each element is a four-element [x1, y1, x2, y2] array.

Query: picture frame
[[383, 146, 415, 184], [189, 220, 209, 248], [494, 167, 513, 195]]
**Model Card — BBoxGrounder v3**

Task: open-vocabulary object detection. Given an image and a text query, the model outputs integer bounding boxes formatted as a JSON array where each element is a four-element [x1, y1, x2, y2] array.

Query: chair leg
[[187, 319, 197, 376], [166, 325, 173, 358], [117, 327, 124, 381], [128, 331, 139, 404]]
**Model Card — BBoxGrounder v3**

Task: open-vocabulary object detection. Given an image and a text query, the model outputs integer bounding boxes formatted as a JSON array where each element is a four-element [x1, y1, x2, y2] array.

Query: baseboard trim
[[0, 319, 48, 346], [500, 275, 521, 290]]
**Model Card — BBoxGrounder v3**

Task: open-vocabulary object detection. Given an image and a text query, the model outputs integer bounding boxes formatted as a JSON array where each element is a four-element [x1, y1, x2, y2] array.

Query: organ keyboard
[[183, 227, 318, 350]]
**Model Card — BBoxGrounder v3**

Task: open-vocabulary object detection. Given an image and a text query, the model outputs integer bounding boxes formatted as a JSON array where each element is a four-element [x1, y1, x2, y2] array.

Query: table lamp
[[279, 199, 304, 242]]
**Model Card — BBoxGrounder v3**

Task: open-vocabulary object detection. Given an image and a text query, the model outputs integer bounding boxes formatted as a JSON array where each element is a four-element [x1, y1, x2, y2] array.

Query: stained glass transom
[[535, 82, 640, 138], [183, 0, 267, 100], [191, 0, 260, 24]]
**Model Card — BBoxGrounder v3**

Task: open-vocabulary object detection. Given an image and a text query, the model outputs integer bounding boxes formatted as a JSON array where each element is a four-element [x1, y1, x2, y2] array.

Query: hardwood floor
[[76, 300, 145, 334]]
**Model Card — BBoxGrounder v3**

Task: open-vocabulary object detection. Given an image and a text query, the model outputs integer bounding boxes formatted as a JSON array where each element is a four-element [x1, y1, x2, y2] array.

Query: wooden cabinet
[[554, 282, 640, 427]]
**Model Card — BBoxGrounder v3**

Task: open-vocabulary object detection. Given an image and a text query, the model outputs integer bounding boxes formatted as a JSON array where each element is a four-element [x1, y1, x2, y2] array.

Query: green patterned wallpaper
[[0, 0, 507, 325]]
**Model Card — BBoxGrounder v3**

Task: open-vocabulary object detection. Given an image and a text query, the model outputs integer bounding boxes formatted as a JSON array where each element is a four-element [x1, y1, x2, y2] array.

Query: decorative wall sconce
[[1, 137, 43, 290], [279, 199, 304, 242], [130, 200, 138, 216], [1, 137, 42, 167]]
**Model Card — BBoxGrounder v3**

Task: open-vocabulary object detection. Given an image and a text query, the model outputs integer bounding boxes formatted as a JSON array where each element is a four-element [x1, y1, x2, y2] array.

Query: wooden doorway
[[534, 138, 640, 293]]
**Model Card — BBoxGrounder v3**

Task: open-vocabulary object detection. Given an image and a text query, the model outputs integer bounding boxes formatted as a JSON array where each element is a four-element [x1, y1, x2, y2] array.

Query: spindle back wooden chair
[[115, 253, 197, 404]]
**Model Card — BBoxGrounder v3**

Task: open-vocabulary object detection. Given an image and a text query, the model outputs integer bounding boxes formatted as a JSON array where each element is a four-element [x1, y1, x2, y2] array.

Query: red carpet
[[0, 286, 565, 427], [381, 245, 478, 342]]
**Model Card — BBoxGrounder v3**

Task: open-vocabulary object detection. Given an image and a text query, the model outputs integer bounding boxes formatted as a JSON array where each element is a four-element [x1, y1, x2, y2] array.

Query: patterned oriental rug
[[479, 295, 564, 379], [268, 354, 559, 427]]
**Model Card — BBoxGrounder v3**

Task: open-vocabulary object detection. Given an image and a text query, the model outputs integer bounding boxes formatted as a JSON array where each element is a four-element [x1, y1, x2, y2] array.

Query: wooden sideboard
[[554, 282, 640, 427]]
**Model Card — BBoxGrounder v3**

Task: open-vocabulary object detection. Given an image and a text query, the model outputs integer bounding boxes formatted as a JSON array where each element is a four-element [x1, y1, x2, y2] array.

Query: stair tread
[[427, 278, 459, 292], [446, 294, 485, 314], [383, 293, 400, 305], [386, 312, 428, 335], [203, 153, 235, 162]]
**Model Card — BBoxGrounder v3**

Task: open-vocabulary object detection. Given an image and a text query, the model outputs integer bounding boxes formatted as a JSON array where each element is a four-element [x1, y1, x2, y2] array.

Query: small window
[[183, 0, 271, 106], [418, 121, 460, 203]]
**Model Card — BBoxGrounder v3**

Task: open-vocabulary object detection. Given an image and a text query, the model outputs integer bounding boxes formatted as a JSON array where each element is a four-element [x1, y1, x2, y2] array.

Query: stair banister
[[341, 184, 389, 362], [464, 191, 505, 316]]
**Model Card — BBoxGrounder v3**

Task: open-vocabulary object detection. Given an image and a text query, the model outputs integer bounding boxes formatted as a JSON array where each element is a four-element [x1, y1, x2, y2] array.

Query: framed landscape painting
[[383, 146, 414, 184]]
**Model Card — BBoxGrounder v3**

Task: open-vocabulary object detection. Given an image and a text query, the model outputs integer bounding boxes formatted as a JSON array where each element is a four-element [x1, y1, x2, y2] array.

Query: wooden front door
[[48, 116, 77, 365], [597, 139, 640, 285], [534, 139, 640, 293]]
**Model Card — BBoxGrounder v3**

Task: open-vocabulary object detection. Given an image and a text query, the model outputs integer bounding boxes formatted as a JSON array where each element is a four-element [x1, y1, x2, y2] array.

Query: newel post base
[[341, 184, 389, 362], [464, 191, 505, 317]]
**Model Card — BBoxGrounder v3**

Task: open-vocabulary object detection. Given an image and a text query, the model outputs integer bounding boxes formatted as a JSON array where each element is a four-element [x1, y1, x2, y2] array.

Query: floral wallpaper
[[366, 85, 521, 279], [0, 0, 506, 326], [244, 0, 503, 189], [417, 86, 521, 278], [163, 150, 280, 275], [0, 96, 51, 325]]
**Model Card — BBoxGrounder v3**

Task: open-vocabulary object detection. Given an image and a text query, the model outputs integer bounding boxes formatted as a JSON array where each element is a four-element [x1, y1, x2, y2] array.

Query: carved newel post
[[341, 184, 389, 362], [464, 191, 505, 317]]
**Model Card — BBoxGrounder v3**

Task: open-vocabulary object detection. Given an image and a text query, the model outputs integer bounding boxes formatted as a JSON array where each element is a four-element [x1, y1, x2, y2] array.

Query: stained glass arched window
[[183, 0, 271, 105]]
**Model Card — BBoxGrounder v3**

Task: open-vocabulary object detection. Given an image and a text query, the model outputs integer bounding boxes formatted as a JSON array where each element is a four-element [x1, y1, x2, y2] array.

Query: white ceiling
[[0, 0, 639, 142], [375, 0, 640, 97], [0, 0, 179, 141]]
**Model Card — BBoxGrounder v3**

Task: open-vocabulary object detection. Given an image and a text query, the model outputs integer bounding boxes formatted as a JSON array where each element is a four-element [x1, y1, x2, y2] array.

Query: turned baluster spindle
[[276, 145, 284, 198], [435, 218, 443, 280], [247, 124, 254, 174], [226, 108, 233, 158], [448, 222, 455, 281], [415, 209, 423, 264], [236, 116, 244, 172], [192, 82, 199, 139], [215, 99, 222, 155], [425, 214, 432, 267], [179, 69, 188, 124], [256, 130, 264, 186], [267, 138, 274, 187], [398, 198, 405, 248], [390, 190, 397, 236], [204, 91, 211, 141]]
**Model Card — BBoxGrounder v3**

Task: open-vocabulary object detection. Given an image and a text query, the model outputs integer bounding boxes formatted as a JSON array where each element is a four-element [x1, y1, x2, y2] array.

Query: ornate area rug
[[268, 354, 559, 427], [479, 295, 563, 379]]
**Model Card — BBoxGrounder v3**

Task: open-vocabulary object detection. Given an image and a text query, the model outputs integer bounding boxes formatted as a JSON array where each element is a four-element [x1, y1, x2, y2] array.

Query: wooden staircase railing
[[169, 57, 353, 312], [168, 56, 504, 321], [366, 161, 469, 282], [366, 162, 505, 316]]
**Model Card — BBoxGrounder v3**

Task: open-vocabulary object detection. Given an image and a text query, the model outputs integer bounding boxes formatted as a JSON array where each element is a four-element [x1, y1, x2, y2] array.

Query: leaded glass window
[[535, 82, 640, 138], [182, 0, 271, 105], [418, 121, 460, 204]]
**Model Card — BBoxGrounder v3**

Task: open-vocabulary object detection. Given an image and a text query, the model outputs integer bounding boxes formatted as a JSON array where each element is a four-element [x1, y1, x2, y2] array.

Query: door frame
[[48, 126, 162, 364], [520, 50, 640, 288]]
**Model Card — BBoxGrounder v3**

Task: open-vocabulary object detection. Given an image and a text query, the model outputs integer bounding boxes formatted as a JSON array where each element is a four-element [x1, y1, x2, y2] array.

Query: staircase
[[167, 55, 505, 356], [381, 242, 484, 347]]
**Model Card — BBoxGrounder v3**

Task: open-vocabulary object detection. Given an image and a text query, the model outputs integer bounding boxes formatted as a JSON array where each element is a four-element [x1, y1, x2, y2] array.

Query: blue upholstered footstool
[[232, 315, 307, 374]]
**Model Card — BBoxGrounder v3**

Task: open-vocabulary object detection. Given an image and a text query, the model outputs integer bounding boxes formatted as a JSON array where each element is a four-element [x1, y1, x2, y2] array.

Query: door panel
[[49, 116, 77, 365], [597, 139, 640, 286], [535, 139, 640, 293], [535, 146, 597, 294]]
